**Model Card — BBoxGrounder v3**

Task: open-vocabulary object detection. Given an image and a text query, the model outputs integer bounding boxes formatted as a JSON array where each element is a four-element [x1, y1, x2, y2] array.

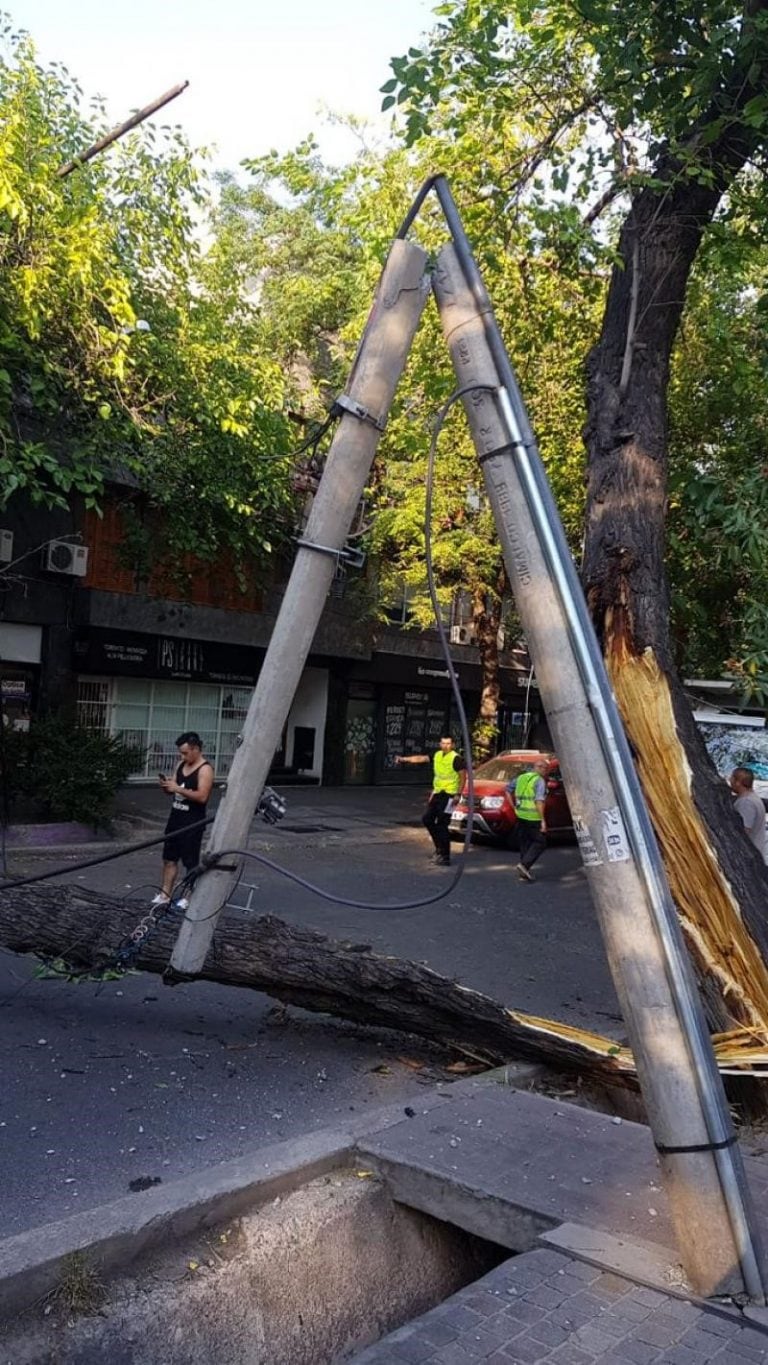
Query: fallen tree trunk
[[0, 881, 634, 1085]]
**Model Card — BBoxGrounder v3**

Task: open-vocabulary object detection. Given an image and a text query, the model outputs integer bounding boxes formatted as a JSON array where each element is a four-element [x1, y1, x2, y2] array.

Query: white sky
[[10, 0, 436, 169]]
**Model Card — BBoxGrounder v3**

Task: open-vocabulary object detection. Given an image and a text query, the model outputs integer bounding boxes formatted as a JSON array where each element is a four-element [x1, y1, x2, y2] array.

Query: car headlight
[[480, 796, 505, 810]]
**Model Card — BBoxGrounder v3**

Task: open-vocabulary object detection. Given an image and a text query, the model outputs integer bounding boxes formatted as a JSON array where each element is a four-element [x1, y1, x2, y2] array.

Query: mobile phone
[[158, 772, 167, 781]]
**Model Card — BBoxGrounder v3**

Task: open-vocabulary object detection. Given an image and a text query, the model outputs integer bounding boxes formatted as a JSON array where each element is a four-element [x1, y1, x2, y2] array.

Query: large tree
[[388, 0, 768, 1034]]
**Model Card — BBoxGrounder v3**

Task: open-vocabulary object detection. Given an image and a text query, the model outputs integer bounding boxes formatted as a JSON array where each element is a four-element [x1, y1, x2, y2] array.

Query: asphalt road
[[0, 789, 620, 1236]]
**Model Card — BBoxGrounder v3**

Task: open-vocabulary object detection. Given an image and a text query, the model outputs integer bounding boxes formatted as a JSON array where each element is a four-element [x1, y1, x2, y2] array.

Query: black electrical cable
[[0, 815, 215, 891], [259, 412, 337, 462]]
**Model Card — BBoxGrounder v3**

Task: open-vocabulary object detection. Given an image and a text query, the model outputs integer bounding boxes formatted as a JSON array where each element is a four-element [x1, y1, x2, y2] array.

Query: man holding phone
[[152, 732, 214, 907]]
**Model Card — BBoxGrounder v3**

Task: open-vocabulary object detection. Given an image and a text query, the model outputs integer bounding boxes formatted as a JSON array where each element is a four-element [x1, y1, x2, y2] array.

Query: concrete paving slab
[[540, 1222, 691, 1297], [350, 1248, 768, 1364], [357, 1084, 680, 1257]]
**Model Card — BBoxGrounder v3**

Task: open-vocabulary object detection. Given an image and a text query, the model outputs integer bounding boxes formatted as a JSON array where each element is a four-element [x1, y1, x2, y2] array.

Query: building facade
[[0, 495, 539, 784]]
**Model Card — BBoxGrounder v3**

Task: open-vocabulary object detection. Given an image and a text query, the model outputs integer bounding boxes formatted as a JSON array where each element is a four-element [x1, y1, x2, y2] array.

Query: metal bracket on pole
[[295, 538, 366, 570], [332, 393, 387, 432]]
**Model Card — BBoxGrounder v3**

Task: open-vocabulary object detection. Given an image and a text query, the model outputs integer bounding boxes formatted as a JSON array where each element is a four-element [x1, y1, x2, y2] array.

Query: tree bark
[[582, 20, 768, 1034], [0, 882, 633, 1085]]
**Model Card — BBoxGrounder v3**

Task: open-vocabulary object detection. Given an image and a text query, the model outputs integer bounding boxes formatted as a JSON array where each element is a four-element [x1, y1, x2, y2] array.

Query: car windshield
[[473, 756, 540, 783]]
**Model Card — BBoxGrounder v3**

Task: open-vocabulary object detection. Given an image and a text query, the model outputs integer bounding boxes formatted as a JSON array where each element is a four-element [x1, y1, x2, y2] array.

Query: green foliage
[[385, 2, 768, 192], [0, 724, 27, 809], [0, 18, 299, 567], [667, 211, 768, 700], [9, 715, 142, 827], [381, 0, 768, 698], [242, 128, 600, 675]]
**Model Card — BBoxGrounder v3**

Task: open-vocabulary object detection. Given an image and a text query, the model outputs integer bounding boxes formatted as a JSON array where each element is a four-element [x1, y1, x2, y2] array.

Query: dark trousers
[[517, 818, 546, 869], [422, 791, 451, 856]]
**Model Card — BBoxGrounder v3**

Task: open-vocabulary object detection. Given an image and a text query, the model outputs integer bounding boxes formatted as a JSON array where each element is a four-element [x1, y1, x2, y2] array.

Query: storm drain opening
[[0, 1169, 511, 1365]]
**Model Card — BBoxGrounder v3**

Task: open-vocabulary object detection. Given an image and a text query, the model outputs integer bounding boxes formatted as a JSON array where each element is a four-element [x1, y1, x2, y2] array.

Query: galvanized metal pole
[[170, 238, 430, 976], [433, 236, 765, 1301]]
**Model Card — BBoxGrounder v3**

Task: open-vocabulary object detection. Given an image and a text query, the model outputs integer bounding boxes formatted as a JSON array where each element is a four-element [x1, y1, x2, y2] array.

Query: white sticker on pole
[[573, 816, 603, 867], [601, 806, 631, 862]]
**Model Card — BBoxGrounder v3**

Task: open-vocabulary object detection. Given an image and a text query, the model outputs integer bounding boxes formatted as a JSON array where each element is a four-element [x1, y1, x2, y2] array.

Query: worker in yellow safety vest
[[395, 736, 466, 866], [510, 759, 549, 882]]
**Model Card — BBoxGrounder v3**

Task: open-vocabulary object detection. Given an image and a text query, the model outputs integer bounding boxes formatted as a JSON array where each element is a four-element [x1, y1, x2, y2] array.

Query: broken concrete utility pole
[[431, 220, 764, 1302], [170, 238, 430, 977], [169, 171, 764, 1303]]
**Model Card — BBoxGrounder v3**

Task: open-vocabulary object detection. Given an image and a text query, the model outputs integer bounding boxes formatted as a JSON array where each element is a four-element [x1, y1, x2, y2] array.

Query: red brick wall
[[83, 503, 264, 612]]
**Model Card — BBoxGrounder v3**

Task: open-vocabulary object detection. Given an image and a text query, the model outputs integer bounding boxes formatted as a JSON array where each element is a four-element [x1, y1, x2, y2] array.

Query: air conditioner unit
[[0, 530, 12, 564], [450, 624, 476, 646], [44, 540, 89, 577]]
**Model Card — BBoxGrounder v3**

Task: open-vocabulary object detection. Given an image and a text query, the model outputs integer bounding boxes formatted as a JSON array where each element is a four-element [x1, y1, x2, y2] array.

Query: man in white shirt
[[730, 767, 767, 863]]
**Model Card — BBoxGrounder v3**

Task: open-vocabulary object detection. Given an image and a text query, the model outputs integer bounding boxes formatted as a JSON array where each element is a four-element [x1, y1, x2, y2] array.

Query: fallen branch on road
[[1, 884, 765, 1086], [0, 882, 637, 1084]]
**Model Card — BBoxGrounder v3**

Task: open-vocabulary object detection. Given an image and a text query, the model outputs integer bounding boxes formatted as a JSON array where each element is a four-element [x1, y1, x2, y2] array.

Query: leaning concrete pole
[[433, 240, 764, 1301], [170, 239, 430, 976]]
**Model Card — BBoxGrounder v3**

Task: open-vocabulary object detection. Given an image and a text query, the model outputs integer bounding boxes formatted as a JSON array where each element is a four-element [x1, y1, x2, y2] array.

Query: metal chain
[[111, 896, 185, 972]]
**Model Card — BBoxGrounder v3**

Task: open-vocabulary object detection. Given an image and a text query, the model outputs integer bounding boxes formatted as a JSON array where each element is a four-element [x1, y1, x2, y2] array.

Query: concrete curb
[[0, 1090, 459, 1323], [0, 1068, 532, 1322]]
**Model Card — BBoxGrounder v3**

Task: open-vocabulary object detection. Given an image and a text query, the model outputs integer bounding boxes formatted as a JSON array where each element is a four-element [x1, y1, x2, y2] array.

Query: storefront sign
[[1, 678, 29, 698], [352, 651, 526, 696], [74, 628, 264, 685]]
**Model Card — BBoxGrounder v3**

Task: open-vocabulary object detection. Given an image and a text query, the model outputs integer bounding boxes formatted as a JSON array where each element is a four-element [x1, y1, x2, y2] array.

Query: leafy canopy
[[0, 18, 299, 565]]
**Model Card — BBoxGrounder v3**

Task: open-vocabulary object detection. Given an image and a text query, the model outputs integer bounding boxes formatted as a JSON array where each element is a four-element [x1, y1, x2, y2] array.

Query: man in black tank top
[[152, 731, 214, 908]]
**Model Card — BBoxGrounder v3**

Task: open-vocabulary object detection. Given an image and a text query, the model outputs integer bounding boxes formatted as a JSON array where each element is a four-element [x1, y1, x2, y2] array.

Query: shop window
[[77, 678, 254, 780], [1, 670, 36, 732], [76, 679, 114, 735]]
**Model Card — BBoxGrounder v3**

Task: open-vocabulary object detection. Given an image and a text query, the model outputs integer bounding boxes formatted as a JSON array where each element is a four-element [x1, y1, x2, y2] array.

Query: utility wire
[[0, 815, 214, 892], [259, 412, 337, 462]]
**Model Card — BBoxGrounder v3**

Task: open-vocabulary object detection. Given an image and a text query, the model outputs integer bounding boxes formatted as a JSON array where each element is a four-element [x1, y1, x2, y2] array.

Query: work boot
[[516, 863, 534, 882], [434, 855, 451, 866]]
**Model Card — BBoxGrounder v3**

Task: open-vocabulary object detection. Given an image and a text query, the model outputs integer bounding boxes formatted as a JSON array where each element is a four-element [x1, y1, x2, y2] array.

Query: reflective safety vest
[[433, 749, 461, 796], [515, 770, 543, 821]]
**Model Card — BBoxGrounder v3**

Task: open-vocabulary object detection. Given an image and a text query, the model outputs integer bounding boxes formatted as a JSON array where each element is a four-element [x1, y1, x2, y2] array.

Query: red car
[[448, 750, 572, 848]]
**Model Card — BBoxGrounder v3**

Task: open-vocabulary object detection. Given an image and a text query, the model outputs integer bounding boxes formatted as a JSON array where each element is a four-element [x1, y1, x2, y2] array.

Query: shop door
[[344, 698, 376, 784]]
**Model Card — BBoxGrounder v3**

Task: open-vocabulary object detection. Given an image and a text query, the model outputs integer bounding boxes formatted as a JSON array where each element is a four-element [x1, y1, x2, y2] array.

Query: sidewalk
[[113, 780, 428, 835], [2, 1071, 768, 1363], [350, 1079, 768, 1363], [352, 1247, 766, 1364], [2, 782, 426, 858]]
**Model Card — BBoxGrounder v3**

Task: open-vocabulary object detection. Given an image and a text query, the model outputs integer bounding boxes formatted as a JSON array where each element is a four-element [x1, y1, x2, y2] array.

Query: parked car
[[449, 749, 572, 848]]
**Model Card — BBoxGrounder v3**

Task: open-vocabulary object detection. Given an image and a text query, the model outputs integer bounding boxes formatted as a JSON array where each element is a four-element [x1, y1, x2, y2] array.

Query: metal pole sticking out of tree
[[426, 177, 764, 1302], [58, 81, 189, 179]]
